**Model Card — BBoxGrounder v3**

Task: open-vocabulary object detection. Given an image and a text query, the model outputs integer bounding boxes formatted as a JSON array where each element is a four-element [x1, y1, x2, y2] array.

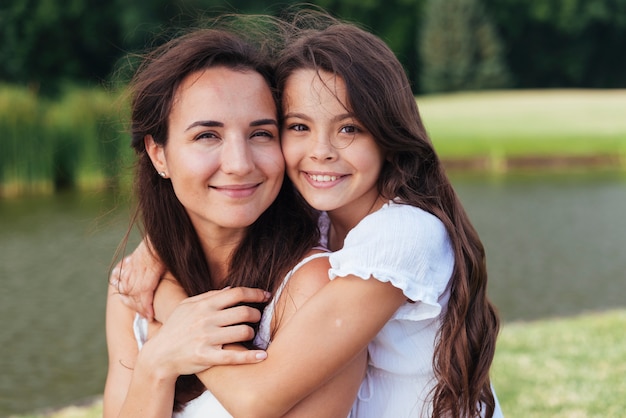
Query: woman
[[104, 25, 365, 417]]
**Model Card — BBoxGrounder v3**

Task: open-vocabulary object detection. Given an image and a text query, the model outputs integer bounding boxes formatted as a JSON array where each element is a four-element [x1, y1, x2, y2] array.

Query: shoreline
[[442, 153, 625, 172]]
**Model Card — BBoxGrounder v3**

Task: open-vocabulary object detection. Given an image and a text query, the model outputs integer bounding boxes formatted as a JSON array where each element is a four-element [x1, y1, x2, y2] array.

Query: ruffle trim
[[328, 267, 443, 321]]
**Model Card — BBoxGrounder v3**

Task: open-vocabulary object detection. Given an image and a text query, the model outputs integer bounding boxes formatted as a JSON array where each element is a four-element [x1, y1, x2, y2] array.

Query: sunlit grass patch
[[493, 309, 626, 417], [419, 89, 626, 160]]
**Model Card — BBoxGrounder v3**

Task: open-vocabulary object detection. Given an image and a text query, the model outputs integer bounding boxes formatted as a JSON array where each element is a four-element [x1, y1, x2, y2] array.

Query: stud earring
[[158, 171, 167, 178]]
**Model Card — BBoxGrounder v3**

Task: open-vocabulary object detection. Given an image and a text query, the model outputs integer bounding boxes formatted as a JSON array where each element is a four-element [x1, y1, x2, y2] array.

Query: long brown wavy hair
[[275, 11, 500, 417], [125, 26, 319, 411]]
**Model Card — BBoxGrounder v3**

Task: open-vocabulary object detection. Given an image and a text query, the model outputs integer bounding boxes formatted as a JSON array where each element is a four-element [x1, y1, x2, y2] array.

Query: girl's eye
[[288, 123, 309, 132], [340, 125, 359, 134]]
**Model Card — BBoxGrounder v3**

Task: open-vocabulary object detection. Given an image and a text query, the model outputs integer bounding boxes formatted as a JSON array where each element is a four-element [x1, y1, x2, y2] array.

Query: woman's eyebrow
[[250, 118, 278, 127], [185, 120, 223, 131]]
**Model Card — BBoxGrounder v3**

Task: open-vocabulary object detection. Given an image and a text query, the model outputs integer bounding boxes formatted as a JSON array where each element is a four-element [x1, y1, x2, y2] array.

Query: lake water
[[1, 172, 625, 416]]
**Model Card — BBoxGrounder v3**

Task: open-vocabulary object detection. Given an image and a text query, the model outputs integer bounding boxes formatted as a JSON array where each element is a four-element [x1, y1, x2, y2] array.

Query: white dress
[[133, 252, 330, 417], [324, 200, 503, 418]]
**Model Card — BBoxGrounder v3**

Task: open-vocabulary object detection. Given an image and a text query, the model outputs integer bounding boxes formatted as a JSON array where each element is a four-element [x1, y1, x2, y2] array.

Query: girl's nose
[[309, 133, 338, 161]]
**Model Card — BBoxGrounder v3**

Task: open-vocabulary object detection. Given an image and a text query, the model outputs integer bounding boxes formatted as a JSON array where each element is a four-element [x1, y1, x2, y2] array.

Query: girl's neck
[[326, 195, 387, 251]]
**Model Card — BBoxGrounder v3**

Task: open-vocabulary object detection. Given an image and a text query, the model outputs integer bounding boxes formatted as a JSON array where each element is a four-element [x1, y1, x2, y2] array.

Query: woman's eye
[[251, 130, 275, 141], [195, 131, 219, 141]]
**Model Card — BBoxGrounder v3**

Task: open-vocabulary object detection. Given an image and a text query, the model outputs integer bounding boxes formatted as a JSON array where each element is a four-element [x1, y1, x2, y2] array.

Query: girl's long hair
[[126, 25, 319, 411], [276, 11, 499, 417]]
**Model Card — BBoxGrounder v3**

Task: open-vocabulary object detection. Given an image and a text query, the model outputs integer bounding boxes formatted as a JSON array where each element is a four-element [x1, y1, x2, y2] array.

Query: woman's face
[[147, 67, 283, 239], [281, 69, 384, 223]]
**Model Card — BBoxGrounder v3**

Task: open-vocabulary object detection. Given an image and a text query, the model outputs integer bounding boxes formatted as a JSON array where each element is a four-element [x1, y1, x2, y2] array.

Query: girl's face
[[281, 69, 384, 224], [147, 67, 283, 240]]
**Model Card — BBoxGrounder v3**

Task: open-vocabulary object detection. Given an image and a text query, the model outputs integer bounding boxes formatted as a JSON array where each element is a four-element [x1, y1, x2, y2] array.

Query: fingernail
[[264, 291, 272, 299], [255, 352, 268, 360]]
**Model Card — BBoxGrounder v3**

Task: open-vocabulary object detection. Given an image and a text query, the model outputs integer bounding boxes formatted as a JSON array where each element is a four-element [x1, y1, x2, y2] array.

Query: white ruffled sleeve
[[328, 202, 454, 321]]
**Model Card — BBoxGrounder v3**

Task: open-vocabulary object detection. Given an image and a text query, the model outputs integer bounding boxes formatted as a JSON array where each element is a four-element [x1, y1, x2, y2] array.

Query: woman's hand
[[137, 286, 271, 380], [110, 237, 165, 320]]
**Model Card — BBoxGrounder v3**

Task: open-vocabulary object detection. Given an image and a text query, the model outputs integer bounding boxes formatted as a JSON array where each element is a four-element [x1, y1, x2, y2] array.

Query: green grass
[[493, 309, 626, 417], [419, 89, 626, 159], [15, 309, 626, 417]]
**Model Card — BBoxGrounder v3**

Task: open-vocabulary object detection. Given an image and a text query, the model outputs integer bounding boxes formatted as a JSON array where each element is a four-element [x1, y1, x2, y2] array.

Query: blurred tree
[[484, 0, 626, 87], [315, 0, 425, 91], [0, 0, 124, 95], [419, 0, 510, 93]]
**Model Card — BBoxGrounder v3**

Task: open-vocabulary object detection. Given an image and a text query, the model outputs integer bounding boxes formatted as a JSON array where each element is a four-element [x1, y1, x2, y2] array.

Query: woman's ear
[[145, 135, 168, 176]]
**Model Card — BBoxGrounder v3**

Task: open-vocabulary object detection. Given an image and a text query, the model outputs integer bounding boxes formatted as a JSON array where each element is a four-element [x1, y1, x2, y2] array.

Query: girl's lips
[[304, 172, 345, 187]]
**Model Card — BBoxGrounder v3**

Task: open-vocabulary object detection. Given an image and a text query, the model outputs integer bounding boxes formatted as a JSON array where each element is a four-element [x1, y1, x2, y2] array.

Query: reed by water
[[2, 86, 625, 197], [0, 85, 132, 197]]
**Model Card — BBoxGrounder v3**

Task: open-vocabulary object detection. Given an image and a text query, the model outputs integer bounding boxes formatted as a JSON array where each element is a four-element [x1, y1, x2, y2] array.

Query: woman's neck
[[196, 225, 247, 287]]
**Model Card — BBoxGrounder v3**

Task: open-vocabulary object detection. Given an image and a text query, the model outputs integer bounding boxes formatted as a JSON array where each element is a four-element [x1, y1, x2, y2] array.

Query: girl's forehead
[[283, 69, 350, 110]]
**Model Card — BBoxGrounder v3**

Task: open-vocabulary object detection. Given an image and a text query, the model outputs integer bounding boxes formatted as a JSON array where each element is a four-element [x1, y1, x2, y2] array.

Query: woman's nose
[[221, 137, 255, 175]]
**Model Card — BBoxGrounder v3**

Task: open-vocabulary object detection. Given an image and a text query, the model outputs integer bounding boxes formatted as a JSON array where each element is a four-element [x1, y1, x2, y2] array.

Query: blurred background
[[1, 0, 625, 416]]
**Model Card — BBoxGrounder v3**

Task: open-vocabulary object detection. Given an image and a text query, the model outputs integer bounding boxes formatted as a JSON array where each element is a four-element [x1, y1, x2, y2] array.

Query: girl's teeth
[[310, 174, 337, 182]]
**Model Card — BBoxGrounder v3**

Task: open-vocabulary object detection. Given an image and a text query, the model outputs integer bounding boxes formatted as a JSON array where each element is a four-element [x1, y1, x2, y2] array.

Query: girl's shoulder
[[350, 200, 448, 244], [329, 201, 454, 305]]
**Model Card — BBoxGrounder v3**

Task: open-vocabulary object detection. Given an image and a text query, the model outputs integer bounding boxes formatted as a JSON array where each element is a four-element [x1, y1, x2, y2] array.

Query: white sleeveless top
[[133, 252, 330, 417]]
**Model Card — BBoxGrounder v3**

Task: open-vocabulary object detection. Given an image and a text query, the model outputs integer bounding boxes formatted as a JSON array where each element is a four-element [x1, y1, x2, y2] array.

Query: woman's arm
[[199, 261, 406, 417], [103, 279, 175, 418], [104, 282, 272, 418]]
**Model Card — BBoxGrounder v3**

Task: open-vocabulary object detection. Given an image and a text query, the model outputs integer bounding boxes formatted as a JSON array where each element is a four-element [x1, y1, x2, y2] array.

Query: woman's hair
[[276, 11, 500, 417], [126, 25, 319, 411]]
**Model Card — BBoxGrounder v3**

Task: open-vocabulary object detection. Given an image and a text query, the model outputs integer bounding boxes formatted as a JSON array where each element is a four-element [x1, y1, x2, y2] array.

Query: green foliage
[[0, 85, 131, 196], [419, 0, 510, 93], [484, 0, 626, 87], [314, 0, 425, 90], [0, 0, 125, 96]]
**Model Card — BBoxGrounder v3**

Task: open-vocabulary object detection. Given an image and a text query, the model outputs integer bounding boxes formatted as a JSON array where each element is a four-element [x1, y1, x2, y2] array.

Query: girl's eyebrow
[[185, 118, 278, 131], [284, 112, 355, 123], [283, 112, 310, 121]]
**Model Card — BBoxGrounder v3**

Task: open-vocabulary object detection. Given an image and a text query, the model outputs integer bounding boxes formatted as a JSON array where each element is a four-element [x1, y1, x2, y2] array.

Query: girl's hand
[[137, 286, 271, 379], [110, 237, 165, 320]]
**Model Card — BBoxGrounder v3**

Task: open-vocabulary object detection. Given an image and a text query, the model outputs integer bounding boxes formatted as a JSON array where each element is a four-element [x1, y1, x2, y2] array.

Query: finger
[[214, 305, 263, 327], [208, 324, 257, 346], [109, 259, 124, 288], [207, 348, 268, 365], [118, 256, 133, 294], [211, 287, 272, 309], [139, 291, 155, 321]]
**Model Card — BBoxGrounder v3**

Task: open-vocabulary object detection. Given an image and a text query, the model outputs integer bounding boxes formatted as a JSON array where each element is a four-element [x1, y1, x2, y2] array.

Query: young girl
[[118, 12, 503, 418]]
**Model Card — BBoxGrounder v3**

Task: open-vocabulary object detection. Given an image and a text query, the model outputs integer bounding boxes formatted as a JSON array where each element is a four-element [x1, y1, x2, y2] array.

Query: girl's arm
[[199, 264, 406, 417], [110, 237, 164, 320]]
